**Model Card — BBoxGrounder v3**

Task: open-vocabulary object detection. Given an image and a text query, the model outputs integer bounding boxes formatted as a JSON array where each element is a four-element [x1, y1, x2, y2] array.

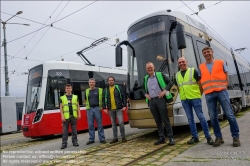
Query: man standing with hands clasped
[[143, 62, 175, 146], [60, 84, 81, 149]]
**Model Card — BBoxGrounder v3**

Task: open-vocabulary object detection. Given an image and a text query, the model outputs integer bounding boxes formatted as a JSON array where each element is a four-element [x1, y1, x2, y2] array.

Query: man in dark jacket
[[144, 62, 175, 146], [103, 76, 127, 144]]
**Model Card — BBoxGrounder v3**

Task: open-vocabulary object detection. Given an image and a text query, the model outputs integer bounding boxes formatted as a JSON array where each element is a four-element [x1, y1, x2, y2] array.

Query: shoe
[[61, 145, 67, 149], [73, 143, 79, 147], [122, 138, 127, 142], [233, 138, 241, 147], [110, 139, 118, 144], [187, 137, 199, 145], [213, 138, 224, 147], [168, 138, 175, 146], [154, 139, 166, 145], [207, 137, 214, 145], [86, 141, 95, 145], [100, 140, 106, 144]]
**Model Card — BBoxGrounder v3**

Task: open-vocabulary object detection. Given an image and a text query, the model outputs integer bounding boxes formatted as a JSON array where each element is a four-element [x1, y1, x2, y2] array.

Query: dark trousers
[[62, 115, 78, 146], [149, 98, 173, 140]]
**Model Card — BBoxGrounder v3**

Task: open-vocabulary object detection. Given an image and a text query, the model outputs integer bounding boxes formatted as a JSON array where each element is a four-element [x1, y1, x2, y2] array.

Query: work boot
[[168, 138, 175, 146], [213, 138, 224, 147], [122, 138, 127, 142], [100, 140, 106, 144], [110, 139, 118, 144], [86, 141, 95, 145], [154, 139, 166, 145], [60, 145, 67, 149], [73, 143, 79, 147], [233, 138, 241, 147], [207, 137, 214, 145], [187, 137, 199, 144]]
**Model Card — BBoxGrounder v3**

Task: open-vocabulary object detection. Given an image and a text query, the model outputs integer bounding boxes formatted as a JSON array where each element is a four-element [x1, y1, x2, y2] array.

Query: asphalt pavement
[[165, 112, 250, 166]]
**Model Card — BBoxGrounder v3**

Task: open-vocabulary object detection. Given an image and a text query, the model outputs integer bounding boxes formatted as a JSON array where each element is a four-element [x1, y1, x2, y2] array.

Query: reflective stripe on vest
[[60, 95, 78, 119], [176, 68, 201, 100], [199, 60, 227, 94], [144, 72, 173, 103], [85, 88, 102, 110]]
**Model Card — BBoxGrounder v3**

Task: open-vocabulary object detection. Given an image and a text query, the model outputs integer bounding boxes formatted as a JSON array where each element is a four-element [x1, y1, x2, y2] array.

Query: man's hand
[[103, 109, 109, 114], [145, 94, 151, 100], [122, 107, 126, 111], [77, 114, 81, 120], [158, 90, 167, 98], [61, 116, 66, 122]]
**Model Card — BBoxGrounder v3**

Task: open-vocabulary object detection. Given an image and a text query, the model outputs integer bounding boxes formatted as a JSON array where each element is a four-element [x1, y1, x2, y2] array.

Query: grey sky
[[1, 1, 250, 97]]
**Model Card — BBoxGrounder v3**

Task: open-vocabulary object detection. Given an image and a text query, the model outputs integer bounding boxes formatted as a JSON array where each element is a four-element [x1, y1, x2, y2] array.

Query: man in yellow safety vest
[[60, 84, 81, 149], [176, 57, 214, 145], [84, 78, 106, 145]]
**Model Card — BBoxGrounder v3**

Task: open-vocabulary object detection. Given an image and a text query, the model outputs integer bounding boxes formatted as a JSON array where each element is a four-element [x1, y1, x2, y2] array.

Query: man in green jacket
[[143, 62, 175, 146]]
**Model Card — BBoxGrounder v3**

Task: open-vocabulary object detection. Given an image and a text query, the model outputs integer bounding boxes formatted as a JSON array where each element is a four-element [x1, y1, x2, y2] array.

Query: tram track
[[124, 132, 190, 166], [82, 129, 156, 155], [0, 135, 62, 153], [0, 133, 24, 141], [38, 126, 192, 166]]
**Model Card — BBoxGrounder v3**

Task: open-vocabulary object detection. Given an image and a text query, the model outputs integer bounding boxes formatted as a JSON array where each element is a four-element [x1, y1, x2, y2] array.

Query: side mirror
[[88, 71, 94, 78], [116, 46, 123, 67], [176, 24, 186, 49], [101, 80, 105, 89], [127, 72, 130, 92]]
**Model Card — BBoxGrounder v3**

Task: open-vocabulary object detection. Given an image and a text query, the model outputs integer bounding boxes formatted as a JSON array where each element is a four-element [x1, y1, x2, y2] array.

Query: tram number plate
[[56, 72, 62, 76]]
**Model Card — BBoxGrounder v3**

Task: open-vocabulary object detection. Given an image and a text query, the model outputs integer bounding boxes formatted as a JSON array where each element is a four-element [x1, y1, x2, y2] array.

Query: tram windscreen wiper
[[158, 59, 168, 72], [29, 94, 39, 113], [29, 81, 41, 113]]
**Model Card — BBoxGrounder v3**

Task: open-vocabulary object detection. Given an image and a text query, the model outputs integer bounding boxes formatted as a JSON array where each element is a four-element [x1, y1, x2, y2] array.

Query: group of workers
[[59, 46, 241, 149], [60, 76, 127, 149]]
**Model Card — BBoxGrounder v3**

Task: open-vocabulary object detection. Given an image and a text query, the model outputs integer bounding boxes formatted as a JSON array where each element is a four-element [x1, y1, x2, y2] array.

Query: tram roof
[[41, 61, 127, 74], [128, 10, 227, 47], [128, 10, 250, 69]]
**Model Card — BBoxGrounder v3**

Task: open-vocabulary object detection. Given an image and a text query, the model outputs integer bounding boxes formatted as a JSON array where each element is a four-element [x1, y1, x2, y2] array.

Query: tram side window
[[246, 70, 250, 95], [72, 82, 89, 107], [45, 79, 67, 109], [226, 57, 239, 90], [16, 102, 24, 120], [212, 47, 225, 60], [183, 36, 198, 69], [238, 64, 245, 88], [238, 64, 250, 95]]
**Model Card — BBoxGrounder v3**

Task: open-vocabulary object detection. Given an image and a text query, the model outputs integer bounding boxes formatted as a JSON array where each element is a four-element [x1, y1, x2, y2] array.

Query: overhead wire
[[1, 55, 44, 62], [7, 1, 64, 60], [2, 1, 64, 79], [180, 0, 249, 64], [174, 0, 197, 10], [10, 0, 71, 76], [2, 1, 219, 80], [2, 0, 98, 44]]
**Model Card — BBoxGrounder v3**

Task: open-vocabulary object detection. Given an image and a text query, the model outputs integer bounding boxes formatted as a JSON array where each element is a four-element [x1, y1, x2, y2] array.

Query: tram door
[[196, 41, 209, 64]]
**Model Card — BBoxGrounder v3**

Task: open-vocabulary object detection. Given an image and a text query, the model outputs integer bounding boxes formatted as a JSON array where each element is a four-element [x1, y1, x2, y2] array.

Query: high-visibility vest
[[85, 88, 102, 109], [199, 60, 227, 94], [176, 68, 201, 100], [60, 95, 78, 119], [144, 72, 173, 103], [104, 85, 122, 105]]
